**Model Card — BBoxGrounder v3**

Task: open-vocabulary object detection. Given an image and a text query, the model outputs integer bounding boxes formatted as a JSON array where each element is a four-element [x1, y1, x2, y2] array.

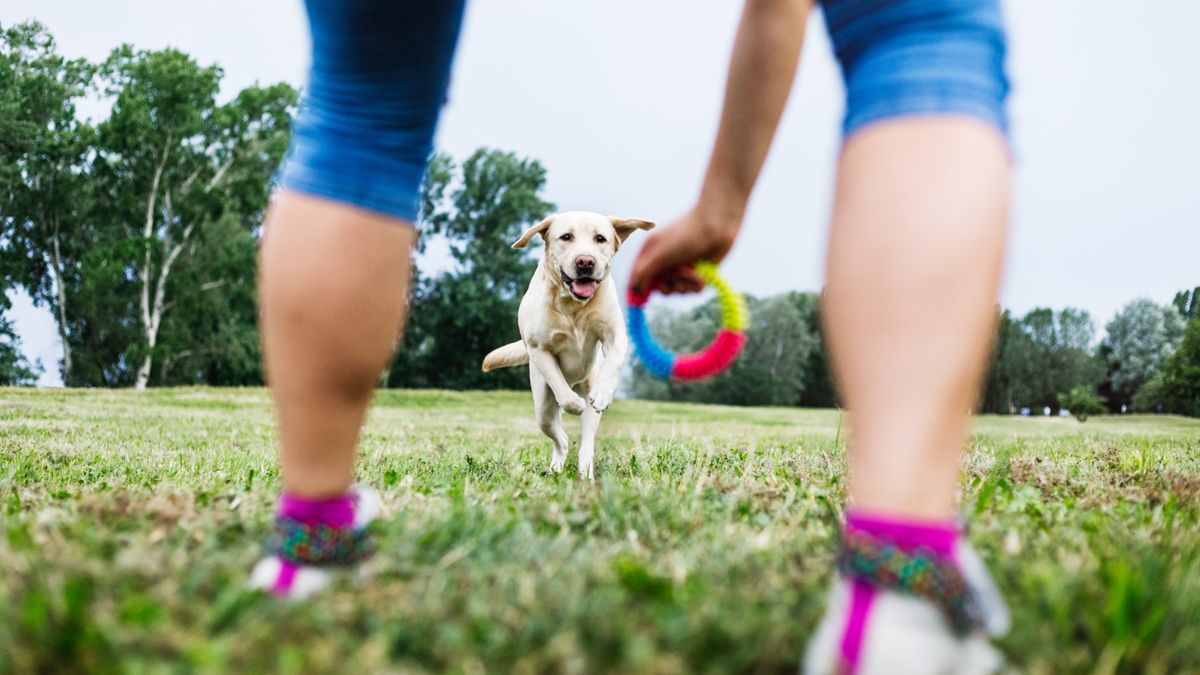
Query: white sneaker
[[248, 486, 381, 599], [803, 542, 1009, 675]]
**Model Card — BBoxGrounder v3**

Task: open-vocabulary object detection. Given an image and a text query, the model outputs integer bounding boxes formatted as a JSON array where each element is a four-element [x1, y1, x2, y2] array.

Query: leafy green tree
[[0, 21, 96, 384], [979, 307, 1104, 413], [1058, 385, 1105, 422], [980, 308, 1023, 413], [388, 149, 554, 390], [151, 213, 262, 385], [4, 27, 294, 387], [0, 296, 39, 385], [1134, 319, 1200, 417], [1173, 287, 1199, 321], [94, 46, 295, 388], [1100, 299, 1184, 410], [1132, 373, 1165, 413], [791, 291, 839, 408], [1014, 307, 1103, 411]]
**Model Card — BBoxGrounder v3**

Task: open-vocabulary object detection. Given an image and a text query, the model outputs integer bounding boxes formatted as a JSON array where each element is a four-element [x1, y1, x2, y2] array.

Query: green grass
[[1, 388, 1199, 674]]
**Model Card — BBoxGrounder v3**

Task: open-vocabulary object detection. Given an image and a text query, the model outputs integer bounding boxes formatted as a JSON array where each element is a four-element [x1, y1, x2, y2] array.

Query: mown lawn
[[1, 387, 1198, 674]]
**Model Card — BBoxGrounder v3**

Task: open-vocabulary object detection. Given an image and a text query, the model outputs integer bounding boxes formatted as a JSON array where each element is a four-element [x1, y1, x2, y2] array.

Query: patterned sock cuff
[[837, 525, 985, 636], [267, 517, 376, 567]]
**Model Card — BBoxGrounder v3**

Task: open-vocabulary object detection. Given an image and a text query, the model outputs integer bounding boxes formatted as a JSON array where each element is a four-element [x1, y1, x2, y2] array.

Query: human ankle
[[279, 492, 356, 528], [844, 509, 959, 556]]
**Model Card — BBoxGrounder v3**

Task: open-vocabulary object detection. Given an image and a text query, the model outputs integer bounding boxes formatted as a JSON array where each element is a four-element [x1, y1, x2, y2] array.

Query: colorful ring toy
[[627, 261, 749, 381]]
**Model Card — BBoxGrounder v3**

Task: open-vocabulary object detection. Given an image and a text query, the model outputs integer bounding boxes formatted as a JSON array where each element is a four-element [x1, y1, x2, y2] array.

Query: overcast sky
[[4, 0, 1198, 386]]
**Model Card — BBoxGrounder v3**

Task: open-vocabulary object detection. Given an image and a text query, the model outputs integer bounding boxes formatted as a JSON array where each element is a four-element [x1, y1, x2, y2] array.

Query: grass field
[[1, 388, 1199, 674]]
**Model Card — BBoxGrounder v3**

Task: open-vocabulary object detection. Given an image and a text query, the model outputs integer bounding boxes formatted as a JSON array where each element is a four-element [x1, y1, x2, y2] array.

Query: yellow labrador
[[482, 211, 654, 479]]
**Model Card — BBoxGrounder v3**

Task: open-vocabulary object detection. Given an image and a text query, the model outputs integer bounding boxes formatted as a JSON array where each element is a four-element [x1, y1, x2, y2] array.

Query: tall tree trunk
[[135, 153, 230, 390], [133, 140, 233, 390], [48, 230, 73, 386], [134, 141, 170, 391], [135, 223, 195, 391], [134, 343, 154, 389]]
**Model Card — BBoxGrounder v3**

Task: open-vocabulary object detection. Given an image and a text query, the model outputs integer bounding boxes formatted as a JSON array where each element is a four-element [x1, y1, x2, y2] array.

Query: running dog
[[482, 211, 654, 479]]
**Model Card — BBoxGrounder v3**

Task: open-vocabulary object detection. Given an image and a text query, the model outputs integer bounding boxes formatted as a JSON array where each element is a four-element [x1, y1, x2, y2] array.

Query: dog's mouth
[[560, 269, 600, 301]]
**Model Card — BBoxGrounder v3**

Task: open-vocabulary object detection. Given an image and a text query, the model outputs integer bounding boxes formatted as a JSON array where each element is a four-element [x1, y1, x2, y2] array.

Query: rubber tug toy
[[627, 261, 749, 381]]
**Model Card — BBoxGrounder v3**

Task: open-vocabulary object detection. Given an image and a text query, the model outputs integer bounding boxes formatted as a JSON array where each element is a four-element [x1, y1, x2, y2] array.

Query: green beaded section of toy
[[693, 261, 749, 332]]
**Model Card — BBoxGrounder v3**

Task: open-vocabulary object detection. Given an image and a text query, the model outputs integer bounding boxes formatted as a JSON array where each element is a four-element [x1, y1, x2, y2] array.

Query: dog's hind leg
[[533, 380, 570, 474], [575, 382, 601, 481]]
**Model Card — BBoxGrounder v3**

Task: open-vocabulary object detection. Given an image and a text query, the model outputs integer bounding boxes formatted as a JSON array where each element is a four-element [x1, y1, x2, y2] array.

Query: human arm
[[629, 0, 814, 293]]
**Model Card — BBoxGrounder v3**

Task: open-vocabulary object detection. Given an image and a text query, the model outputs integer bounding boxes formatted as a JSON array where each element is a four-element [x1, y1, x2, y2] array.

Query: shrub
[[1058, 385, 1106, 422], [1135, 319, 1200, 417]]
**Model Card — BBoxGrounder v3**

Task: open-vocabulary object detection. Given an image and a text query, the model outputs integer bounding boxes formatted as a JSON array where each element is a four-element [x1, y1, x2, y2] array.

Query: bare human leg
[[823, 117, 1009, 520], [805, 116, 1011, 673], [259, 191, 417, 499]]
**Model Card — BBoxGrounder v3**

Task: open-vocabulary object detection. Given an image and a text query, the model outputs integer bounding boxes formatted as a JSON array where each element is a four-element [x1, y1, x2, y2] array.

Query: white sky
[[4, 0, 1198, 386]]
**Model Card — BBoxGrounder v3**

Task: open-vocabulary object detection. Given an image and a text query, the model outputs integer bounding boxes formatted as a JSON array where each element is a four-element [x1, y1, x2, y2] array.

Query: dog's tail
[[482, 341, 528, 372]]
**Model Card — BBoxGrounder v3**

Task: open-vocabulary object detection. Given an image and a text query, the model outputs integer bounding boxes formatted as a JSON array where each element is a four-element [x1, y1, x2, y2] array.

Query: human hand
[[628, 205, 740, 295]]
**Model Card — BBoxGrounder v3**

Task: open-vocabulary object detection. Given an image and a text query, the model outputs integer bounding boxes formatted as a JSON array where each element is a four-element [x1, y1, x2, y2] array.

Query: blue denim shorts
[[278, 0, 467, 223], [821, 0, 1010, 137], [278, 0, 1009, 222]]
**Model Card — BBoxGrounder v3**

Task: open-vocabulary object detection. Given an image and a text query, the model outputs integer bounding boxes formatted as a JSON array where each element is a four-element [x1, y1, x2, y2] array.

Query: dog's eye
[[595, 235, 607, 244], [559, 233, 573, 242]]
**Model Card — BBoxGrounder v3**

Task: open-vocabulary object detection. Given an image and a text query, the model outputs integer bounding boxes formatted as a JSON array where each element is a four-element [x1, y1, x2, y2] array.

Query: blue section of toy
[[627, 306, 675, 379]]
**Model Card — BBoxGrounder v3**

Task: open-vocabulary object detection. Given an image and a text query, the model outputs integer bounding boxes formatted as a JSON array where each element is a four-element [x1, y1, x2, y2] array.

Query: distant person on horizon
[[252, 0, 1013, 672]]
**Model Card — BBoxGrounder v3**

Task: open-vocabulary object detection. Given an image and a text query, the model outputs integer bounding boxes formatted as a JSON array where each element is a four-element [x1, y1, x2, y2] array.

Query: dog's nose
[[574, 255, 596, 275]]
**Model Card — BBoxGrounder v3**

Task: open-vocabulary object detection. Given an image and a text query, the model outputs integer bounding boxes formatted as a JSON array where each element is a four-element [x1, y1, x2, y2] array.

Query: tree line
[[1, 21, 294, 388], [1, 21, 549, 391], [2, 24, 1197, 417], [630, 289, 1200, 418]]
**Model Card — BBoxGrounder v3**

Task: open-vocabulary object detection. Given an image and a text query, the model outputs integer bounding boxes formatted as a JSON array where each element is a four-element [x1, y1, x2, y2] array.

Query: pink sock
[[844, 510, 958, 556], [270, 493, 356, 596], [279, 493, 356, 528], [839, 510, 960, 673]]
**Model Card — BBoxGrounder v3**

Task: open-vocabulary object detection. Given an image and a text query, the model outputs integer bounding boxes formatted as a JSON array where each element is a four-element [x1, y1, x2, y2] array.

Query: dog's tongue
[[571, 279, 598, 299]]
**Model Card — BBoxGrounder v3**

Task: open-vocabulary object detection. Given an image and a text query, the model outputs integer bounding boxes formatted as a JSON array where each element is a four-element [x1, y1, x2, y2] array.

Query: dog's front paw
[[588, 387, 615, 413], [558, 394, 587, 415]]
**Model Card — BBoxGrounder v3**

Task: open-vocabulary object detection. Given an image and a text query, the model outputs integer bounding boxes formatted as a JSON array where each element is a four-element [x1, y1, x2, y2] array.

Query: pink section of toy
[[671, 329, 746, 381], [627, 286, 652, 308]]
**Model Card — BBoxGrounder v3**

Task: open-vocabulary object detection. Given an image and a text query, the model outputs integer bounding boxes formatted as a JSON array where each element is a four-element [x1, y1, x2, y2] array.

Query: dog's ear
[[609, 216, 656, 249], [512, 214, 556, 249]]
